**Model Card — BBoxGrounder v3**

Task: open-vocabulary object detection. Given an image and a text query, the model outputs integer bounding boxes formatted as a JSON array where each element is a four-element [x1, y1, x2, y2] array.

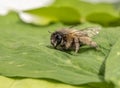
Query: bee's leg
[[74, 37, 80, 53], [79, 37, 98, 48], [65, 40, 73, 50]]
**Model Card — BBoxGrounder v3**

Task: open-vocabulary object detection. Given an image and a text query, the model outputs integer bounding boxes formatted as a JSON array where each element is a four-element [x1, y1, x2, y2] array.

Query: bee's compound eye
[[55, 34, 62, 46], [56, 34, 62, 40], [50, 32, 63, 48]]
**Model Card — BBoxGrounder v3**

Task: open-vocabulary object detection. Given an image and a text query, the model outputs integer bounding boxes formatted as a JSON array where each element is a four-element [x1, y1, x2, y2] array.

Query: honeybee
[[50, 27, 101, 53]]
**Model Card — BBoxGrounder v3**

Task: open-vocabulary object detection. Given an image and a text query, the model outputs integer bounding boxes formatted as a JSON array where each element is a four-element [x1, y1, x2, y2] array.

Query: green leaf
[[105, 38, 120, 87], [109, 18, 120, 27], [20, 7, 80, 25], [0, 13, 103, 85], [52, 0, 119, 26], [0, 12, 120, 87], [0, 76, 14, 88], [18, 0, 120, 26], [86, 12, 118, 26], [0, 76, 113, 88], [53, 0, 119, 16], [0, 76, 114, 88], [0, 76, 92, 88]]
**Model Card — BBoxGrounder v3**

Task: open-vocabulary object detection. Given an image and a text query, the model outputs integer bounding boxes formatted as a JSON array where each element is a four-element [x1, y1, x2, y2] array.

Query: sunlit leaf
[[0, 76, 92, 88]]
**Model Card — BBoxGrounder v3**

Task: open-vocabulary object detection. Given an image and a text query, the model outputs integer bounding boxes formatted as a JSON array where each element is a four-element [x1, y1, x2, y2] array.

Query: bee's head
[[50, 32, 63, 48]]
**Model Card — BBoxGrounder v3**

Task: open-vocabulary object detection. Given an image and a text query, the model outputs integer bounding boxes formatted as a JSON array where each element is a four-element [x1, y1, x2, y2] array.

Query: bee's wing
[[80, 27, 101, 37]]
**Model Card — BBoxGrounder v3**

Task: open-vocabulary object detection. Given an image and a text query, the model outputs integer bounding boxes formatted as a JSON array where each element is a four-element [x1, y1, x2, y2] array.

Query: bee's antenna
[[48, 30, 52, 34]]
